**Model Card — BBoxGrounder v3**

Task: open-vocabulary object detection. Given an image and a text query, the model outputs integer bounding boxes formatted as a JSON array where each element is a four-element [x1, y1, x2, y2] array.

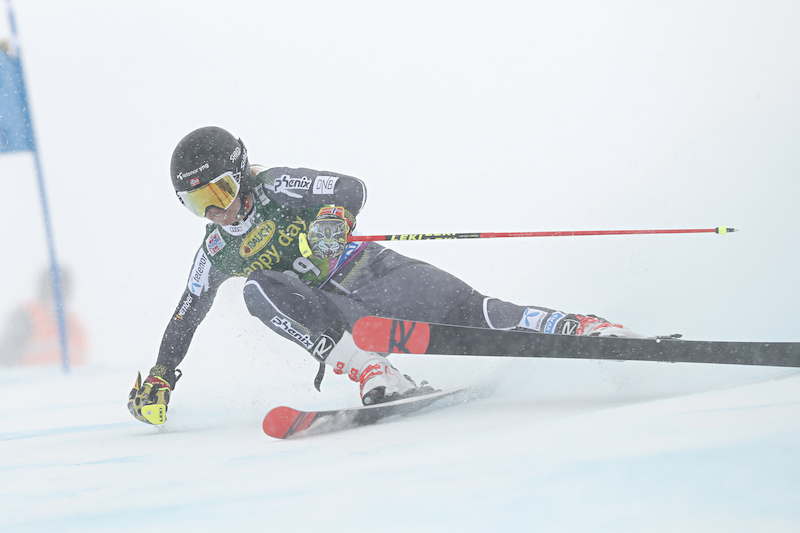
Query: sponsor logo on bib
[[240, 220, 277, 257]]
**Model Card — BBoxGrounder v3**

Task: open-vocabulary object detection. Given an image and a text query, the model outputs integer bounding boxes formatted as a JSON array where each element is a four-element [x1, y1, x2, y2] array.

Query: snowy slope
[[2, 1, 799, 531], [2, 352, 799, 532]]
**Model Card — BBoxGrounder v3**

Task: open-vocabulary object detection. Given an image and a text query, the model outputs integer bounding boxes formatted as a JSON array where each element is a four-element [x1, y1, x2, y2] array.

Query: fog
[[3, 1, 799, 367], [2, 2, 800, 530]]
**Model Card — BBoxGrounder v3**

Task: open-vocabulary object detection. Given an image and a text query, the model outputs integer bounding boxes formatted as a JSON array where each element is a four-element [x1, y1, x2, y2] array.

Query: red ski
[[263, 388, 469, 439]]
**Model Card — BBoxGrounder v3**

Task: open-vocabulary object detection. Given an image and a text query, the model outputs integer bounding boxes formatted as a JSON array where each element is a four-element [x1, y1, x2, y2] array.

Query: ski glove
[[127, 365, 182, 425], [300, 206, 356, 259]]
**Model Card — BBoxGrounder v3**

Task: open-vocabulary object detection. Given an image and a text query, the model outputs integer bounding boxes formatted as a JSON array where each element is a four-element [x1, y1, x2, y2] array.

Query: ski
[[352, 316, 800, 368], [262, 387, 470, 439]]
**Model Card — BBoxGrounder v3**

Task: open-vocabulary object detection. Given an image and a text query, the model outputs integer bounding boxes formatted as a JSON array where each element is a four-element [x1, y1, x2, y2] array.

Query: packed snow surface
[[2, 351, 799, 532]]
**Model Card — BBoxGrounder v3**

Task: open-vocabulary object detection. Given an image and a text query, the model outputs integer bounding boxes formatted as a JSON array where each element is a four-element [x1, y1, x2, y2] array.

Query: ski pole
[[348, 226, 737, 242]]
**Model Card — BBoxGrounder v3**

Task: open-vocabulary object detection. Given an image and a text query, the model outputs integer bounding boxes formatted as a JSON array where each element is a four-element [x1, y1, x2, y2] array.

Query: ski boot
[[325, 332, 435, 405]]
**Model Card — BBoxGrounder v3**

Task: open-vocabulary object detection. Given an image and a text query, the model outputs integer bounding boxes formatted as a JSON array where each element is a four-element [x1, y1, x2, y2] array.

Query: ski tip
[[263, 406, 315, 439]]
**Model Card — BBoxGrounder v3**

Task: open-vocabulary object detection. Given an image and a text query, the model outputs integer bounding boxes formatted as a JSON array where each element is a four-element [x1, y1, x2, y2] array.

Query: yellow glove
[[127, 365, 182, 425]]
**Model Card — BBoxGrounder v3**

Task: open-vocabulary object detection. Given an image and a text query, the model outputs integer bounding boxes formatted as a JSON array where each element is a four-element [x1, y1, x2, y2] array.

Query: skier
[[128, 126, 640, 425]]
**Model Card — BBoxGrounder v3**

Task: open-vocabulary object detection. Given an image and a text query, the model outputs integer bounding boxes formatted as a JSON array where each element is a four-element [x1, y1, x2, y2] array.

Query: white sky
[[1, 0, 799, 370]]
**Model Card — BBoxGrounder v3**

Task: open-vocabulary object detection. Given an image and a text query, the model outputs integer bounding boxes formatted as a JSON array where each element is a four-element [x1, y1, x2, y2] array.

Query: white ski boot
[[326, 332, 420, 405]]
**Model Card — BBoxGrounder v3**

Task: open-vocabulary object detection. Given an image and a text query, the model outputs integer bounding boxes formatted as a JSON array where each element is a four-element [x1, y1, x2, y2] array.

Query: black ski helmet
[[170, 126, 250, 216]]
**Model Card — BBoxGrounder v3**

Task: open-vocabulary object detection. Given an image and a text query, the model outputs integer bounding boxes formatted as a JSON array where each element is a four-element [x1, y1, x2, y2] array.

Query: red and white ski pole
[[348, 226, 737, 242]]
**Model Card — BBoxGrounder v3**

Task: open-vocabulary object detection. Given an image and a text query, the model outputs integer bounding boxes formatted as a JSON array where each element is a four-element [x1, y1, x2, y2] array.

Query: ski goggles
[[177, 171, 240, 217]]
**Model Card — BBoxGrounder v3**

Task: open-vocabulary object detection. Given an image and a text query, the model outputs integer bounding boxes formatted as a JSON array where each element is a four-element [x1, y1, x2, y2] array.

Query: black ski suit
[[156, 166, 570, 376]]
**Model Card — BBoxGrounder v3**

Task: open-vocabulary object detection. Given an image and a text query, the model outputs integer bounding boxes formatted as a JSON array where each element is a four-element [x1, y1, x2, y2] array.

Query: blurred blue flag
[[0, 44, 35, 153]]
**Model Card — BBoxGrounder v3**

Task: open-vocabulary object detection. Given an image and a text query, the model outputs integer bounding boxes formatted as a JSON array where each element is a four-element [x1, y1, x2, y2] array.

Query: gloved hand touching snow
[[127, 365, 182, 425]]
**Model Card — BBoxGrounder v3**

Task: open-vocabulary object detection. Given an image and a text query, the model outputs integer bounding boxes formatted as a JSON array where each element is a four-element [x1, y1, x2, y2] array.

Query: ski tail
[[353, 316, 431, 354]]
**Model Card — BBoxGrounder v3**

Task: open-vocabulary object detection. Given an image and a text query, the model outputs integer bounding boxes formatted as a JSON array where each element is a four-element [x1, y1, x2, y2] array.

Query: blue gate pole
[[7, 0, 70, 371]]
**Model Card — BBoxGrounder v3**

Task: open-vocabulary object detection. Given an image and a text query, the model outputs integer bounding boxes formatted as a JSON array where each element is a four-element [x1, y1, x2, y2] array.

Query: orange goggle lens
[[177, 172, 240, 217]]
